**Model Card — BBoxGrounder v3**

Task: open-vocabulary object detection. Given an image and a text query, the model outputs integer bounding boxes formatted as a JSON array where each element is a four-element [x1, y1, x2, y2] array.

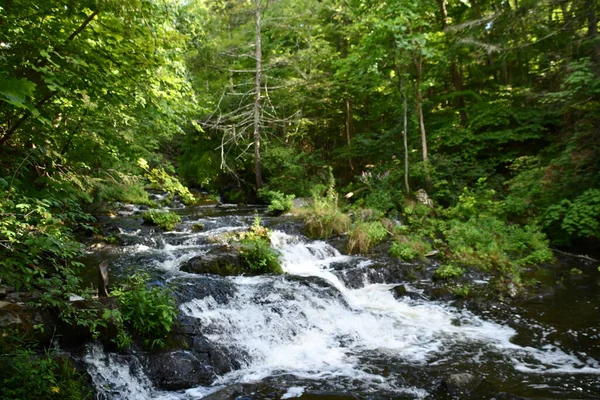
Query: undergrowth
[[142, 210, 181, 231]]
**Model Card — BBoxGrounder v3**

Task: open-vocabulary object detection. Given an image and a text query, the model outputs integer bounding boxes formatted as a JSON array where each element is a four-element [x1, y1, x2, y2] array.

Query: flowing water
[[82, 202, 600, 399]]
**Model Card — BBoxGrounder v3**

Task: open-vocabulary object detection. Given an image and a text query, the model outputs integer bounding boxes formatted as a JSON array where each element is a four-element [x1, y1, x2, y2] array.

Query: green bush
[[434, 264, 465, 280], [347, 221, 388, 254], [301, 173, 351, 239], [94, 178, 155, 206], [389, 235, 432, 261], [0, 348, 91, 400], [240, 237, 283, 274], [543, 189, 600, 244], [258, 189, 295, 214], [142, 210, 181, 231], [112, 273, 178, 349]]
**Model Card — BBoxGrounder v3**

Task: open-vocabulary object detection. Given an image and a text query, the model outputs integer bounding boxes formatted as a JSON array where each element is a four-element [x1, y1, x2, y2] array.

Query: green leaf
[[0, 75, 36, 109]]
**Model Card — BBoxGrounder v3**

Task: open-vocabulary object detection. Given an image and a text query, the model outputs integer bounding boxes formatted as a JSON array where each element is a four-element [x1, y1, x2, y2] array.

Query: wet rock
[[202, 383, 260, 400], [441, 372, 481, 394], [391, 284, 408, 297], [191, 337, 240, 375], [0, 301, 57, 346], [141, 350, 214, 390], [171, 276, 236, 305], [181, 245, 244, 276]]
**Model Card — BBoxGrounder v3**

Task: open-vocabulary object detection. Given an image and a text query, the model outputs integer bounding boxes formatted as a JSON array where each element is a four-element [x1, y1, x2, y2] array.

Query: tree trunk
[[399, 74, 410, 194], [345, 95, 354, 172], [253, 0, 263, 189], [413, 51, 429, 180], [585, 0, 599, 72]]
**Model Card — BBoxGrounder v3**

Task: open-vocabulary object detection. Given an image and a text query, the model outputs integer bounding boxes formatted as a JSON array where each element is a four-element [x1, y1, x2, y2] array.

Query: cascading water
[[83, 206, 600, 399]]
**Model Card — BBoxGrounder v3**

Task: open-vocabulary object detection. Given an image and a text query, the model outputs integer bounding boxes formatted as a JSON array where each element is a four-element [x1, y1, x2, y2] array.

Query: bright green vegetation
[[142, 210, 181, 231], [300, 173, 352, 239], [138, 159, 196, 205], [347, 221, 388, 254], [237, 216, 283, 274], [111, 273, 178, 349], [259, 189, 295, 214], [191, 223, 205, 232], [0, 347, 91, 400], [240, 238, 283, 274], [389, 235, 433, 261], [434, 265, 465, 281]]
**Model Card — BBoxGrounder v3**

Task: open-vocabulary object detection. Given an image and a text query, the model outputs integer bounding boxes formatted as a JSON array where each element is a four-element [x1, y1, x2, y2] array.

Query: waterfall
[[83, 214, 600, 399]]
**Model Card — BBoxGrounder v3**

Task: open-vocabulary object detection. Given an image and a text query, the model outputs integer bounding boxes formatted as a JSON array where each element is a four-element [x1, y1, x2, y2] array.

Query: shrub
[[142, 210, 181, 231], [347, 221, 388, 254], [389, 235, 432, 261], [94, 178, 155, 206], [112, 273, 178, 349], [543, 189, 600, 245], [138, 158, 195, 205], [444, 216, 553, 274], [240, 237, 283, 274], [258, 189, 295, 214], [0, 348, 91, 400], [434, 264, 465, 280], [301, 176, 350, 239]]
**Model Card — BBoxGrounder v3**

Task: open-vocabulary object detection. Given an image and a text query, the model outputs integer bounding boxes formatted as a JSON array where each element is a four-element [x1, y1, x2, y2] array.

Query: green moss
[[191, 223, 205, 232]]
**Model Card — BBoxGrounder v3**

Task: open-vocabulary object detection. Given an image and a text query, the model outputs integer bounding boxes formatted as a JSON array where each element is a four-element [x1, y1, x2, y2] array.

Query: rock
[[142, 350, 214, 390], [391, 284, 408, 297], [441, 373, 481, 394], [202, 383, 259, 400], [181, 245, 244, 276], [292, 197, 310, 208], [0, 301, 57, 346], [415, 189, 433, 207]]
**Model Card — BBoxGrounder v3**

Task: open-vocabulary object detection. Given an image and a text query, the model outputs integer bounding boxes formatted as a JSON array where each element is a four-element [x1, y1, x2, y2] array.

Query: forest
[[0, 0, 599, 398]]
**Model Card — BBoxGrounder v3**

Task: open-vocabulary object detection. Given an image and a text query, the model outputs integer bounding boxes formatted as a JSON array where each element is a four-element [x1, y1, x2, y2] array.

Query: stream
[[80, 199, 600, 399]]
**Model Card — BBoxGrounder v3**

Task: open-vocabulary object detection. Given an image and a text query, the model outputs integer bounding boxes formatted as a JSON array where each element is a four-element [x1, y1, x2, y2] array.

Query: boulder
[[142, 350, 214, 390], [181, 245, 245, 276], [441, 373, 481, 394]]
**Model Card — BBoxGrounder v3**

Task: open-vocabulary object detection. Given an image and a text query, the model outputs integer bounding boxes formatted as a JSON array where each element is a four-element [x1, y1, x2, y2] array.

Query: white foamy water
[[179, 231, 600, 394], [87, 226, 600, 399]]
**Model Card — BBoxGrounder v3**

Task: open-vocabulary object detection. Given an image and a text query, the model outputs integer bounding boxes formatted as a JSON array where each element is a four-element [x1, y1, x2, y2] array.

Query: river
[[80, 200, 600, 399]]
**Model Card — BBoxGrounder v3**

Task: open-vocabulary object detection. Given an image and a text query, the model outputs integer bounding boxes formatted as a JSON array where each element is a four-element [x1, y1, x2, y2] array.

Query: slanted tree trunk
[[253, 0, 263, 189]]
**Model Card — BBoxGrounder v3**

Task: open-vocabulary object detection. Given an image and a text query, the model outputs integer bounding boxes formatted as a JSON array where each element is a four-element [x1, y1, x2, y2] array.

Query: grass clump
[[259, 189, 295, 214], [301, 188, 350, 239], [434, 264, 465, 280], [142, 210, 181, 231], [112, 273, 178, 349], [389, 235, 432, 261], [232, 215, 283, 274], [347, 221, 388, 254]]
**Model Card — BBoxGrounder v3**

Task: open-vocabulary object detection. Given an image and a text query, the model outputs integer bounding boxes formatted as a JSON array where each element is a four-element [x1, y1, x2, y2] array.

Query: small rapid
[[82, 208, 600, 399]]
